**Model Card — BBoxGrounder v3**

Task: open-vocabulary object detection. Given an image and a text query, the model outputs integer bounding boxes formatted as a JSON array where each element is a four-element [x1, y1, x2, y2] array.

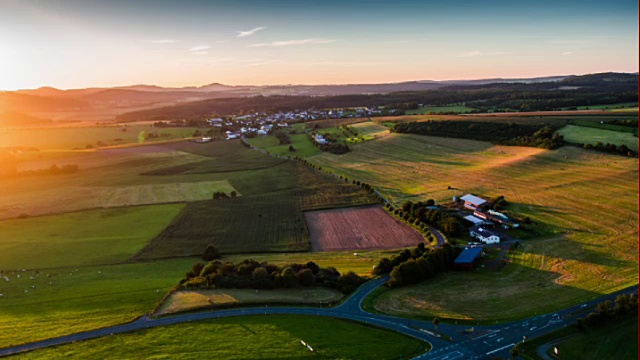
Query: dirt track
[[305, 205, 425, 251]]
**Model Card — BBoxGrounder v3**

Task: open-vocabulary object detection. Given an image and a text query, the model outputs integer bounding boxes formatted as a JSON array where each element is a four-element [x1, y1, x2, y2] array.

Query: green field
[[405, 105, 476, 115], [561, 102, 638, 111], [0, 204, 183, 270], [557, 124, 638, 151], [0, 124, 201, 150], [13, 315, 428, 360], [308, 133, 637, 322], [545, 317, 637, 360], [247, 133, 321, 157], [0, 259, 194, 347]]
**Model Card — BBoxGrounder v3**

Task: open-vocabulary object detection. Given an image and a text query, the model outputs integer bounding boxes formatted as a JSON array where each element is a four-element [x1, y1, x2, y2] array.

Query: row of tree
[[579, 142, 635, 157], [373, 243, 461, 287], [182, 258, 367, 294], [394, 121, 565, 150], [395, 200, 464, 237]]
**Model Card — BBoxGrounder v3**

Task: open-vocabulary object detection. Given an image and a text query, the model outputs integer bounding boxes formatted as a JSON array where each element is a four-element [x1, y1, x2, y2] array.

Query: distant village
[[155, 107, 401, 141]]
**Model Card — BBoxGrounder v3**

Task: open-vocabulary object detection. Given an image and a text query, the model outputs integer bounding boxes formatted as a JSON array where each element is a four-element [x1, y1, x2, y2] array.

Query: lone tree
[[432, 317, 440, 330], [202, 245, 221, 261]]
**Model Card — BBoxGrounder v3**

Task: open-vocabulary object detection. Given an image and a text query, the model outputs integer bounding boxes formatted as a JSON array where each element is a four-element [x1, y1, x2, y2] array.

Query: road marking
[[486, 343, 516, 355], [471, 330, 499, 340], [430, 350, 464, 360]]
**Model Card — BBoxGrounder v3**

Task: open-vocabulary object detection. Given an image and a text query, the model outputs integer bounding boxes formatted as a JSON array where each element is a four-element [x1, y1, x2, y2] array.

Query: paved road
[[0, 272, 636, 359]]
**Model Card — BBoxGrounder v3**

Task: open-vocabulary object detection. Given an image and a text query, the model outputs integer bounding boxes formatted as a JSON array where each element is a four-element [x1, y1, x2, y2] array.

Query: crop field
[[0, 147, 215, 219], [0, 204, 183, 270], [135, 163, 376, 259], [347, 121, 390, 141], [405, 105, 476, 114], [305, 206, 425, 251], [0, 258, 194, 347], [305, 117, 368, 129], [14, 315, 428, 360], [309, 133, 638, 321], [557, 124, 638, 151], [247, 133, 321, 157], [0, 124, 200, 150], [157, 287, 344, 315]]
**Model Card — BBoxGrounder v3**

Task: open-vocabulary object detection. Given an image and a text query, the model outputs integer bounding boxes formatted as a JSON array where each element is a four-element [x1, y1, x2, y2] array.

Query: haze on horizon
[[1, 0, 638, 91]]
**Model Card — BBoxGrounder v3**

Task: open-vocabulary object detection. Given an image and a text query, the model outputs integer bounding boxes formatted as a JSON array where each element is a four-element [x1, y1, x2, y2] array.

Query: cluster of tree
[[182, 258, 367, 294], [212, 191, 236, 199], [373, 243, 461, 288], [152, 119, 208, 127], [579, 142, 635, 157], [274, 131, 291, 145], [394, 121, 564, 149], [576, 293, 638, 330], [115, 73, 637, 122], [309, 132, 351, 154], [395, 200, 464, 237], [488, 195, 508, 211]]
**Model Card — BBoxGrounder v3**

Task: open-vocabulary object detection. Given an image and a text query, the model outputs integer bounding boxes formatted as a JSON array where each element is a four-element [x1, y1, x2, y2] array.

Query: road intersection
[[0, 275, 636, 359]]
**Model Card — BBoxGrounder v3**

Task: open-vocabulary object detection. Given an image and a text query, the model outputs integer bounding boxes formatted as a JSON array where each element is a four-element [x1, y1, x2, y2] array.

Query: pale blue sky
[[1, 0, 637, 89]]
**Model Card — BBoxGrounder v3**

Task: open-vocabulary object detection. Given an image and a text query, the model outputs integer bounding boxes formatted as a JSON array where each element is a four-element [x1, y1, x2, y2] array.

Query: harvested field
[[157, 287, 343, 315], [305, 206, 425, 251]]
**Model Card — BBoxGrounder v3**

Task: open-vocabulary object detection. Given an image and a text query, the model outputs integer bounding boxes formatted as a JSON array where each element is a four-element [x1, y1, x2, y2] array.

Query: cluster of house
[[458, 194, 519, 245], [313, 134, 329, 145]]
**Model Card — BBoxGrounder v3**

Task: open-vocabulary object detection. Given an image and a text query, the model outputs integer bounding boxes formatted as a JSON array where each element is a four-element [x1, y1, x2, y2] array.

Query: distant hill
[[0, 92, 89, 112], [0, 111, 50, 126]]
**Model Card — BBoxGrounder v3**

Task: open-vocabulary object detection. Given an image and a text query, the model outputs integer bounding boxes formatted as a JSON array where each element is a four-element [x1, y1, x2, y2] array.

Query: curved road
[[0, 274, 636, 359]]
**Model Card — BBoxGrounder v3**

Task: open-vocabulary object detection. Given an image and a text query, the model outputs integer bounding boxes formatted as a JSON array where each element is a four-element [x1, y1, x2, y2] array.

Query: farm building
[[469, 225, 501, 244], [454, 247, 483, 270], [460, 194, 487, 210], [463, 214, 490, 226]]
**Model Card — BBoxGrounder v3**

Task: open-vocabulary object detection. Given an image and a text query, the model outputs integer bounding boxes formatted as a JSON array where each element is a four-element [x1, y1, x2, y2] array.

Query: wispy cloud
[[562, 51, 573, 56], [150, 39, 178, 44], [189, 45, 210, 52], [249, 38, 338, 47], [237, 27, 266, 38], [458, 50, 507, 58]]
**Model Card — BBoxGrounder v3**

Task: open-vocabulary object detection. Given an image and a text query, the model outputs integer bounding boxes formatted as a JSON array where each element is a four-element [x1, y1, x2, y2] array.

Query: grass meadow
[[0, 259, 194, 347], [308, 133, 638, 321], [0, 204, 183, 270], [12, 315, 428, 360], [557, 124, 638, 151]]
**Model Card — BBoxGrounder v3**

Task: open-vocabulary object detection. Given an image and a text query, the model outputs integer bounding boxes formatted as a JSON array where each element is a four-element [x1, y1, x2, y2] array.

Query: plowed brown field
[[305, 205, 424, 251]]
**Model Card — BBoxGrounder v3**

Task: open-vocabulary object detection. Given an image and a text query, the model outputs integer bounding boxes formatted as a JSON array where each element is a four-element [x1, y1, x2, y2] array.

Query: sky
[[0, 0, 638, 90]]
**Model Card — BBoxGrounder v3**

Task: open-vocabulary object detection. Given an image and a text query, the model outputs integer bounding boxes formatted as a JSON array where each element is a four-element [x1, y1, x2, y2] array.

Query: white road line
[[430, 350, 464, 360], [486, 343, 516, 355], [471, 330, 500, 340]]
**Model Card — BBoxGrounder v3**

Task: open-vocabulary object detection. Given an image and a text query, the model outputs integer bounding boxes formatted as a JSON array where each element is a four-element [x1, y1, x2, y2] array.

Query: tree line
[[394, 121, 565, 149], [181, 257, 366, 294]]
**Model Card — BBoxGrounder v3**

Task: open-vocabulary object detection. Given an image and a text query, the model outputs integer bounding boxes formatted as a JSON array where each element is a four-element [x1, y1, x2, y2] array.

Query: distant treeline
[[115, 73, 638, 122], [182, 258, 367, 294], [394, 121, 565, 149]]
